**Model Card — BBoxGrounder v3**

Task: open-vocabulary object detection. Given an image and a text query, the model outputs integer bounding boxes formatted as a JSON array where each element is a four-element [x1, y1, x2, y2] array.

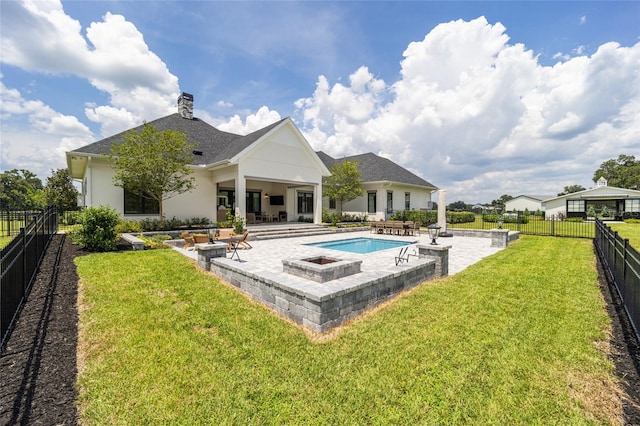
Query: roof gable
[[317, 151, 436, 188], [545, 185, 640, 202]]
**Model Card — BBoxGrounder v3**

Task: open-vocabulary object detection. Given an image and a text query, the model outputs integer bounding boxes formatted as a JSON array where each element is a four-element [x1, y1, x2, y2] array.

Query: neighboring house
[[543, 183, 640, 220], [66, 93, 437, 224], [504, 195, 553, 213], [316, 152, 438, 221]]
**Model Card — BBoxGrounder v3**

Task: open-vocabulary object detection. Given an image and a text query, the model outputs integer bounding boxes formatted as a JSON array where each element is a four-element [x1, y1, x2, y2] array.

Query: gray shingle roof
[[72, 113, 287, 166], [317, 151, 436, 188]]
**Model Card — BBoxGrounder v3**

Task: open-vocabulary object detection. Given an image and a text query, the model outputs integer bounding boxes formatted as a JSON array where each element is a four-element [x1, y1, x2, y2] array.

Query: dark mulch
[[0, 237, 638, 424]]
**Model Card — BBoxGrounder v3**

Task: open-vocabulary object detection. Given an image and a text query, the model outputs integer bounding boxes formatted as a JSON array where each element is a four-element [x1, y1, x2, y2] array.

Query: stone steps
[[245, 223, 370, 241]]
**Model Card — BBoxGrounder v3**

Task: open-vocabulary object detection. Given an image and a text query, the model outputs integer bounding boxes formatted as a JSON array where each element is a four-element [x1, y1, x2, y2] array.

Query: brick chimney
[[178, 92, 194, 119]]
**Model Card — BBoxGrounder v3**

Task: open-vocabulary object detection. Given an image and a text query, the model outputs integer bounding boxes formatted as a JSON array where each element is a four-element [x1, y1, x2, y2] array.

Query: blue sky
[[1, 1, 639, 204]]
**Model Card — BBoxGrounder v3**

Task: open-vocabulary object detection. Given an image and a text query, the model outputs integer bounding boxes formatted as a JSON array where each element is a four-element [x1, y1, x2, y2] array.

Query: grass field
[[608, 222, 640, 249], [75, 235, 621, 424]]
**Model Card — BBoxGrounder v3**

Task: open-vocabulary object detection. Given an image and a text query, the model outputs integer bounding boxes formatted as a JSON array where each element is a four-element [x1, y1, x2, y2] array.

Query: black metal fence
[[594, 218, 640, 342], [449, 213, 595, 239], [1, 205, 58, 350], [0, 210, 43, 237]]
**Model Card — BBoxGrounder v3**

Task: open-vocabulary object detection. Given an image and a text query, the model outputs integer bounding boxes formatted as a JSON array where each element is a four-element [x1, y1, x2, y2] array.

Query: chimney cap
[[179, 92, 193, 101]]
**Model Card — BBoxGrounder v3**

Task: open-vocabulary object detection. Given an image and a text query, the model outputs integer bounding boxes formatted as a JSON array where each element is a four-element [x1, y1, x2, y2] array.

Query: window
[[246, 191, 261, 213], [218, 189, 235, 209], [567, 200, 585, 212], [368, 192, 376, 214], [124, 189, 159, 214], [297, 191, 313, 214], [329, 198, 336, 209], [405, 192, 410, 210], [387, 191, 393, 214], [626, 199, 640, 212]]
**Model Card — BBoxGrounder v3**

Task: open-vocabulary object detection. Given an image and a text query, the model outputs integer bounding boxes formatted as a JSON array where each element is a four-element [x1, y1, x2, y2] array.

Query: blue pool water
[[306, 237, 414, 254]]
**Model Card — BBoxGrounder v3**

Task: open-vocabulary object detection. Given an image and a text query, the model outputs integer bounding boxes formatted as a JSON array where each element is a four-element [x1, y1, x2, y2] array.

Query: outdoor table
[[218, 237, 243, 261]]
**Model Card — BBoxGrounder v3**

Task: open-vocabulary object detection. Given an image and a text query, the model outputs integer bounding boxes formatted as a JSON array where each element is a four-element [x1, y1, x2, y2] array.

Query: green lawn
[[608, 221, 640, 249], [0, 235, 14, 249], [76, 236, 620, 424]]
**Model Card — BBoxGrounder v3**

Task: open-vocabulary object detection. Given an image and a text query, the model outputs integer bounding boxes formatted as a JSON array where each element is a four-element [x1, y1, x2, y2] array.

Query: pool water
[[306, 237, 414, 254]]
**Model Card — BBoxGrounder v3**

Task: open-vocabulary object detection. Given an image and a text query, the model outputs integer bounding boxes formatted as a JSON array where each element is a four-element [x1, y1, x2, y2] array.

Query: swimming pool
[[305, 237, 414, 254]]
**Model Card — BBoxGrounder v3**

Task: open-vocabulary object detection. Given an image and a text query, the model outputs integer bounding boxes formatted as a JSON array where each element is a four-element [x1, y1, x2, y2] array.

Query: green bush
[[61, 210, 83, 226], [138, 234, 172, 249], [116, 219, 143, 233], [79, 206, 120, 252], [447, 211, 476, 224], [390, 210, 435, 226]]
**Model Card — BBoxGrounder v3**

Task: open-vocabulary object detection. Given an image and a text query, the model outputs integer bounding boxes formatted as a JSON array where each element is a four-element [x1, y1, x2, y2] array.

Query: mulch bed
[[0, 236, 638, 424]]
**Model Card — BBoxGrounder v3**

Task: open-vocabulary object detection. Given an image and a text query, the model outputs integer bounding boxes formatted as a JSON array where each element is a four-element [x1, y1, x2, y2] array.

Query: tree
[[0, 169, 44, 209], [593, 155, 640, 189], [110, 122, 196, 222], [448, 200, 467, 211], [557, 184, 586, 196], [322, 160, 364, 215], [489, 194, 513, 211], [44, 168, 79, 211]]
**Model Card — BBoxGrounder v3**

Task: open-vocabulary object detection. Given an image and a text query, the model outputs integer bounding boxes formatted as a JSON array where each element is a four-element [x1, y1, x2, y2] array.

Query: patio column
[[235, 175, 246, 219], [314, 183, 322, 224]]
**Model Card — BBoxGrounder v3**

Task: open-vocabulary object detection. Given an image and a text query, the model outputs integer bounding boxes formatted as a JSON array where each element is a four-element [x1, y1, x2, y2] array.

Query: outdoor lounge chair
[[395, 246, 409, 265], [192, 234, 210, 244], [236, 231, 252, 249], [181, 231, 195, 251]]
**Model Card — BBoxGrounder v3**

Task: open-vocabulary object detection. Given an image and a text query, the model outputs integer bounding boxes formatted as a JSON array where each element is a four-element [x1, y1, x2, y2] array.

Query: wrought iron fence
[[449, 213, 595, 239], [594, 218, 640, 342], [0, 209, 42, 237], [1, 205, 58, 350]]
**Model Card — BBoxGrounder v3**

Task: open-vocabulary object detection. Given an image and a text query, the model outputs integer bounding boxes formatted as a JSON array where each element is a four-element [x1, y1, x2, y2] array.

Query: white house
[[543, 181, 640, 220], [504, 195, 553, 213], [66, 93, 437, 224]]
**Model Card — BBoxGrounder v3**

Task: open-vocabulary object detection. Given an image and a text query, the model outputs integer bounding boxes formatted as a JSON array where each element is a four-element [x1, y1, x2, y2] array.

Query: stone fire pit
[[283, 256, 362, 283]]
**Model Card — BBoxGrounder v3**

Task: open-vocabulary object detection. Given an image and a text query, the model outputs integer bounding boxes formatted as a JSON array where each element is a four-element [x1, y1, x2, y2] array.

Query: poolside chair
[[237, 231, 252, 249], [193, 233, 210, 244], [395, 246, 409, 265], [181, 231, 195, 251]]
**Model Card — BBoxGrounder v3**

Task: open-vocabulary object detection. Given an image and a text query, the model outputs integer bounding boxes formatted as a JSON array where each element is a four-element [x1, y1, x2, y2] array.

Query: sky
[[1, 1, 639, 204]]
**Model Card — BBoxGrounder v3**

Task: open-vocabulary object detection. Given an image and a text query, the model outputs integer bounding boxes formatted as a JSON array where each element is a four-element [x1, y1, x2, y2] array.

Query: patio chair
[[181, 231, 195, 251], [236, 231, 252, 249], [247, 212, 257, 224], [278, 211, 287, 222], [193, 233, 210, 244], [395, 246, 409, 265], [215, 228, 236, 251]]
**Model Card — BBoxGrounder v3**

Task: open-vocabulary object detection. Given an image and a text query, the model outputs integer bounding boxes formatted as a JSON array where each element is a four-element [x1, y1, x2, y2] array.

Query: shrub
[[138, 234, 172, 249], [61, 210, 83, 226], [390, 210, 434, 226], [447, 211, 476, 224], [78, 206, 120, 252], [116, 219, 143, 233]]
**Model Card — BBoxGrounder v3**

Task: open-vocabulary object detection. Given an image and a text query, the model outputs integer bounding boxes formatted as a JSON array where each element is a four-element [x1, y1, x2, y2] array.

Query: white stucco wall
[[504, 197, 544, 212]]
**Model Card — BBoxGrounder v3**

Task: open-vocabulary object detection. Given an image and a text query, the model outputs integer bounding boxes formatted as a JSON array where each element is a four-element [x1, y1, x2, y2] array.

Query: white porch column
[[437, 189, 447, 233], [235, 174, 246, 219], [314, 183, 322, 224]]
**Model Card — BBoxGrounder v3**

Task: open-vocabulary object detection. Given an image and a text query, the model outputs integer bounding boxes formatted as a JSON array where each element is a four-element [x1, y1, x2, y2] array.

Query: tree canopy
[[44, 168, 79, 211], [557, 184, 586, 196], [448, 200, 468, 211], [0, 169, 44, 210], [490, 194, 513, 211], [322, 160, 364, 215], [110, 122, 196, 221], [593, 155, 640, 189]]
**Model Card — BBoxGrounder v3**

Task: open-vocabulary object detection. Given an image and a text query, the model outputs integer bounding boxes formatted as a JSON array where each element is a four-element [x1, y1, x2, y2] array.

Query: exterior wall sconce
[[427, 223, 441, 245], [264, 193, 269, 199]]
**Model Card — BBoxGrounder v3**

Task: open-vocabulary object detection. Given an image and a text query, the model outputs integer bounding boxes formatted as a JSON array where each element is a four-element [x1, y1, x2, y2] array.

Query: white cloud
[[295, 16, 640, 203], [217, 106, 282, 135], [0, 82, 93, 179], [1, 0, 179, 137], [580, 16, 587, 25]]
